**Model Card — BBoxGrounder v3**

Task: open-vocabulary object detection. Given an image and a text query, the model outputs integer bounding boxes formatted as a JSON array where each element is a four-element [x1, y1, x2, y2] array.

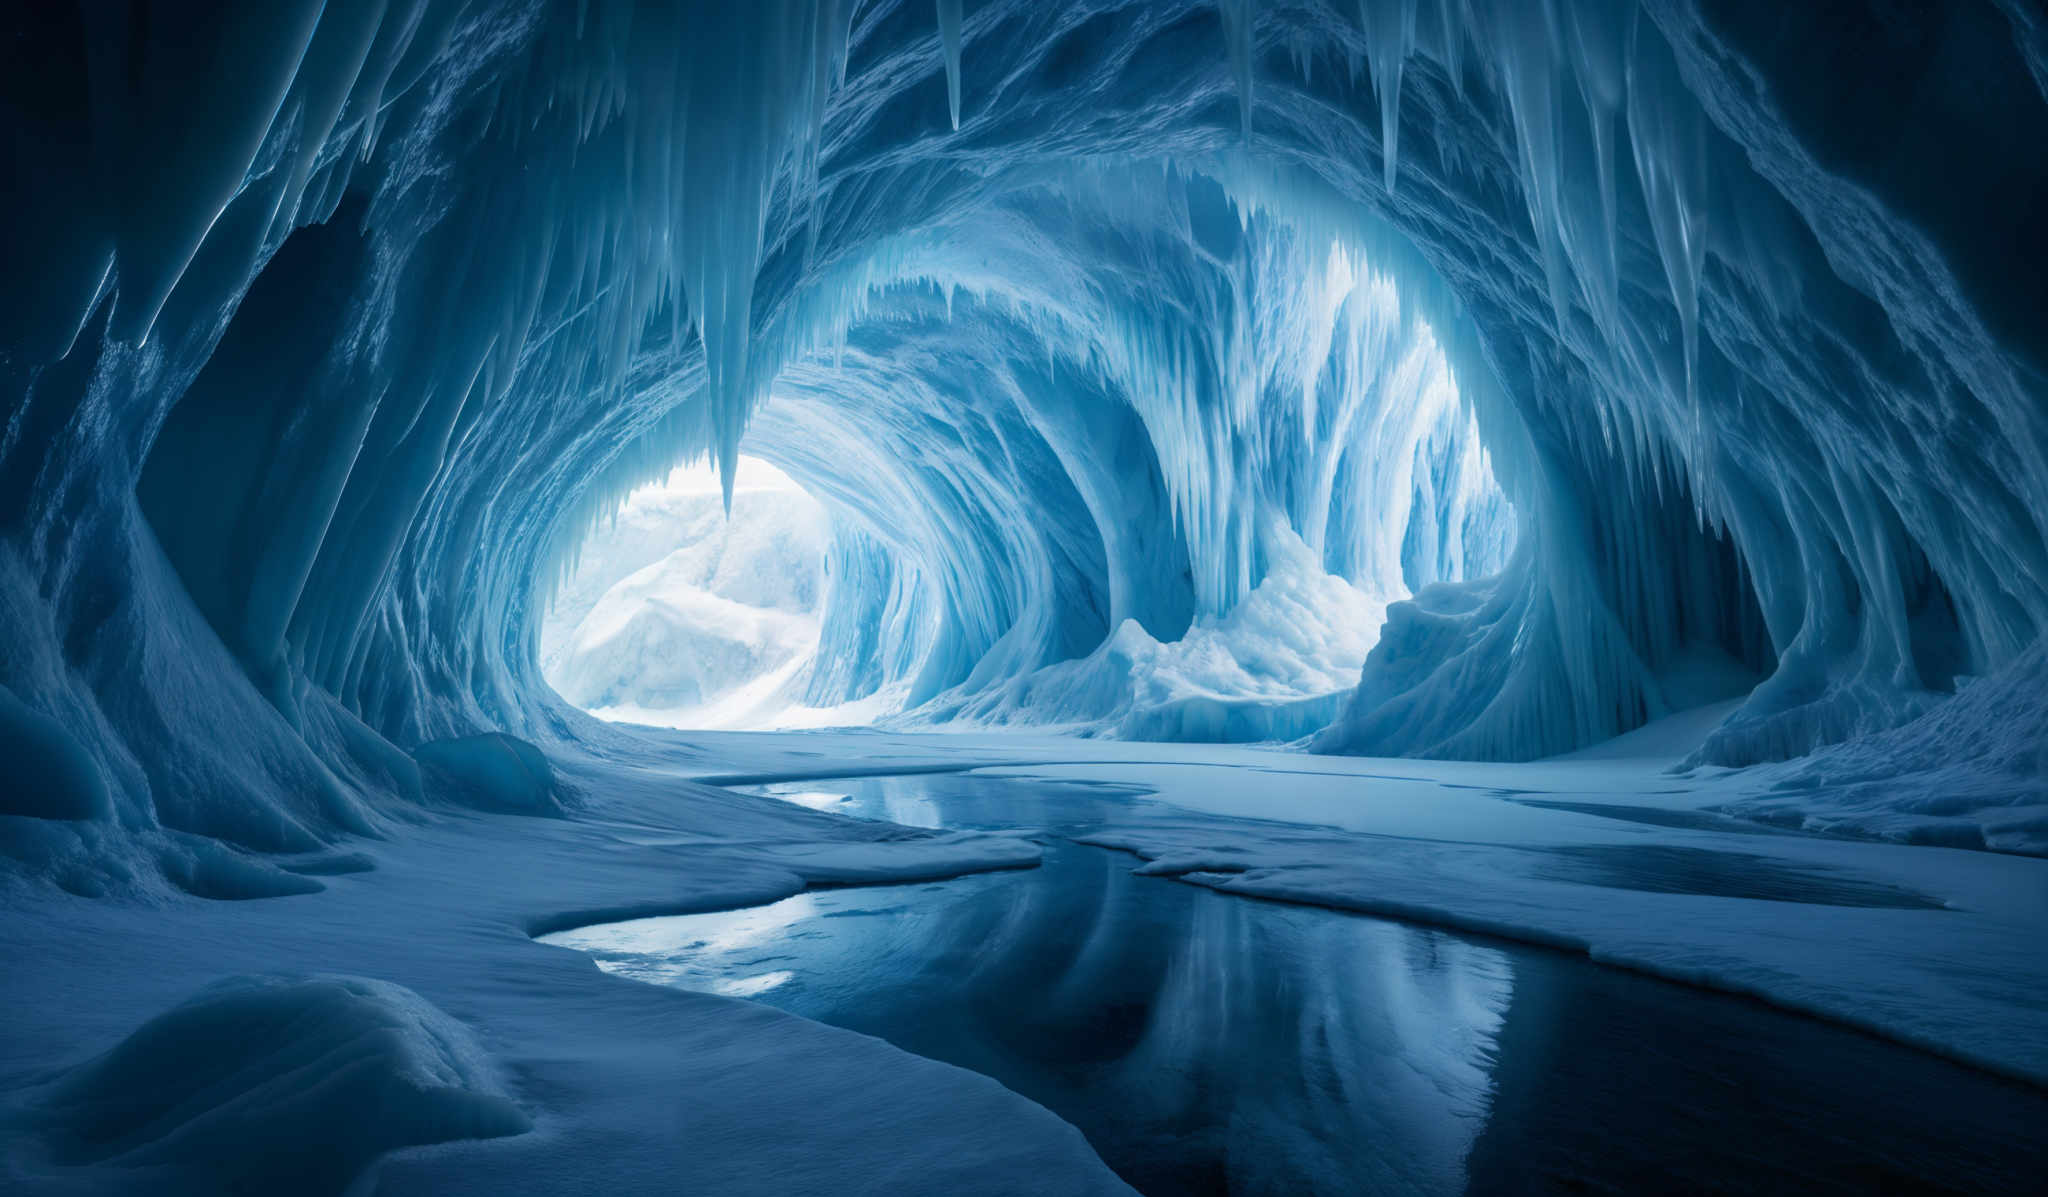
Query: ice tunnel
[[6, 2, 2048, 1193], [3, 0, 2045, 858], [546, 179, 1511, 738]]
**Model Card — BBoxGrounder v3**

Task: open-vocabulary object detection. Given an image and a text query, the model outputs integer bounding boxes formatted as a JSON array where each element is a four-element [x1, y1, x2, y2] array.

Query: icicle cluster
[[1, 0, 2041, 857]]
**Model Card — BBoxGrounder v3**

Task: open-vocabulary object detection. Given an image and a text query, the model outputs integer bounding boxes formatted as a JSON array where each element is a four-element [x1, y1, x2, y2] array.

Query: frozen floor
[[5, 711, 2047, 1193], [548, 774, 2048, 1195]]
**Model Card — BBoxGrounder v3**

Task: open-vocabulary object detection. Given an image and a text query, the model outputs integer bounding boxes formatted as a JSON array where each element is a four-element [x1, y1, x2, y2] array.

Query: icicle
[[1435, 0, 1467, 98], [936, 0, 963, 131], [1296, 35, 1313, 84], [1625, 13, 1711, 464], [1491, 0, 1572, 340], [803, 2, 852, 265], [1361, 0, 1418, 193], [1562, 0, 1627, 344], [1216, 0, 1256, 139]]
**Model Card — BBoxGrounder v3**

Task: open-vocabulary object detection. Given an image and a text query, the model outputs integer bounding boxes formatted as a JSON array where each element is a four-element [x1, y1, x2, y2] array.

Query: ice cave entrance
[[540, 456, 846, 730]]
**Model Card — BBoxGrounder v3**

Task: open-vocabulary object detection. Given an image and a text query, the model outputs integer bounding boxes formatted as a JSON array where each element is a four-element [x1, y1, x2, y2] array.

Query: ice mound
[[0, 685, 111, 822], [152, 835, 327, 901], [412, 734, 565, 817], [917, 526, 1394, 741], [35, 975, 530, 1195]]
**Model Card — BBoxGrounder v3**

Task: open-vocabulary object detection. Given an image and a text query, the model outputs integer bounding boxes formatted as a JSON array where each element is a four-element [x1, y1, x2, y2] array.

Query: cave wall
[[0, 1, 2042, 865]]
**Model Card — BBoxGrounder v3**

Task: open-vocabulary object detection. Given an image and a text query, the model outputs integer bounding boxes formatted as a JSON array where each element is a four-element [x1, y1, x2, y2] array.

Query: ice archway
[[556, 172, 1511, 739], [2, 1, 2044, 857]]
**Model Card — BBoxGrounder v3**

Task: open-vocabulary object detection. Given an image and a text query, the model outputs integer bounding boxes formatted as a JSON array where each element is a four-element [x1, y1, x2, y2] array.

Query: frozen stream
[[544, 773, 2046, 1195]]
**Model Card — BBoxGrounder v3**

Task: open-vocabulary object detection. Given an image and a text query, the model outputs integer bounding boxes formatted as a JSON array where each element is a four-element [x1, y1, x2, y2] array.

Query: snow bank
[[413, 734, 565, 817], [0, 684, 111, 822], [914, 525, 1398, 741], [1722, 639, 2048, 855], [32, 975, 529, 1195]]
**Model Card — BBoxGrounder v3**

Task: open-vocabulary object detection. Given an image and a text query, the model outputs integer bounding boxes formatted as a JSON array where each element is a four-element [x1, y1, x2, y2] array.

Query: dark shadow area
[[1510, 843, 1945, 908]]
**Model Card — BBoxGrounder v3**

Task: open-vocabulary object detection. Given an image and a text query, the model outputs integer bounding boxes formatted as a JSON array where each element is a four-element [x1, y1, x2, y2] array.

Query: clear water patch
[[542, 774, 2042, 1195]]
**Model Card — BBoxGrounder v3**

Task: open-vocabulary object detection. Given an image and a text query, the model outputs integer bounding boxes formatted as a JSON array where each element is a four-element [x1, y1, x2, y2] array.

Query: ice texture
[[34, 974, 530, 1195], [541, 458, 831, 724], [0, 0, 2043, 859], [413, 732, 564, 816]]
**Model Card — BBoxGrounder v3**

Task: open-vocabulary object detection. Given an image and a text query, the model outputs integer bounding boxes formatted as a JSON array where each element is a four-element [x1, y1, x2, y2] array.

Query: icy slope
[[1725, 642, 2048, 855]]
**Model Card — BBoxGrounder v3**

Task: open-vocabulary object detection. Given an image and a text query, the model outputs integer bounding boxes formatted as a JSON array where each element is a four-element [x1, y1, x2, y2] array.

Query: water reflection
[[552, 837, 1511, 1194], [744, 772, 1161, 835], [545, 774, 2048, 1195]]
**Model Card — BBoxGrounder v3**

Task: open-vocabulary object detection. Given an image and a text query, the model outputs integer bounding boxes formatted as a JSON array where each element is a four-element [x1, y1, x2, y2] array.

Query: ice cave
[[2, 1, 2045, 1193]]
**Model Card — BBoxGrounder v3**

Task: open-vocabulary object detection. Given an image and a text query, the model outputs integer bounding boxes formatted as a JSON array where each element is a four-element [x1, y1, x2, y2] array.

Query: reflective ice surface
[[546, 775, 2048, 1195]]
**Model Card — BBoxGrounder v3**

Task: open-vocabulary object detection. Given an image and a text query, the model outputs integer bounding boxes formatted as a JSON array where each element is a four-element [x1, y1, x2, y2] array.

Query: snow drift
[[30, 974, 529, 1195]]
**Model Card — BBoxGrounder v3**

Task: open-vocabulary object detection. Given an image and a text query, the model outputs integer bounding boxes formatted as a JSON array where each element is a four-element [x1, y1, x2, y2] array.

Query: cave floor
[[4, 711, 2046, 1193]]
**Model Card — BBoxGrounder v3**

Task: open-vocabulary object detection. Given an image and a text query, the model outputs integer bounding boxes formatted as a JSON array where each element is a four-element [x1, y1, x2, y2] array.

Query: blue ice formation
[[38, 974, 529, 1194], [743, 170, 1510, 736], [1, 2, 2044, 858]]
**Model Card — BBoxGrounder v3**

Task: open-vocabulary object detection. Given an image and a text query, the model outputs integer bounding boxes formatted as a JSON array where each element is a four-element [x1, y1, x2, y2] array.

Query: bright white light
[[541, 455, 845, 729]]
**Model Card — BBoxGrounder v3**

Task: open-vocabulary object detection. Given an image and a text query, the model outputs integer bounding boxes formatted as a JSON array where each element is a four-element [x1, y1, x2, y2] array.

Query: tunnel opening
[[540, 455, 859, 731]]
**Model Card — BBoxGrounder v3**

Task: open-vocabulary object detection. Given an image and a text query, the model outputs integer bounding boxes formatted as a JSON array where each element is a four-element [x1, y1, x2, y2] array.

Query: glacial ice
[[2, 8, 2045, 1191], [0, 0, 2036, 864], [1, 11, 2045, 1162]]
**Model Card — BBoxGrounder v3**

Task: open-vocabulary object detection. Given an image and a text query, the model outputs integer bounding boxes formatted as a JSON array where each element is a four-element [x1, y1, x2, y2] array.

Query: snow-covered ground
[[5, 710, 2046, 1194], [0, 731, 1124, 1196]]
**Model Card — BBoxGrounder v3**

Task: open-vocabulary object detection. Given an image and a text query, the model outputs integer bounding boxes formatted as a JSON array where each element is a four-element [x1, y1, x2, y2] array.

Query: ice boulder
[[411, 733, 564, 816], [36, 974, 530, 1195]]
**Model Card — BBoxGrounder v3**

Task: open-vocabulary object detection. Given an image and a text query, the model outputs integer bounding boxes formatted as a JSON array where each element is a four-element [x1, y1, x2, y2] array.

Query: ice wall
[[738, 171, 1507, 735], [1, 1, 2043, 864]]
